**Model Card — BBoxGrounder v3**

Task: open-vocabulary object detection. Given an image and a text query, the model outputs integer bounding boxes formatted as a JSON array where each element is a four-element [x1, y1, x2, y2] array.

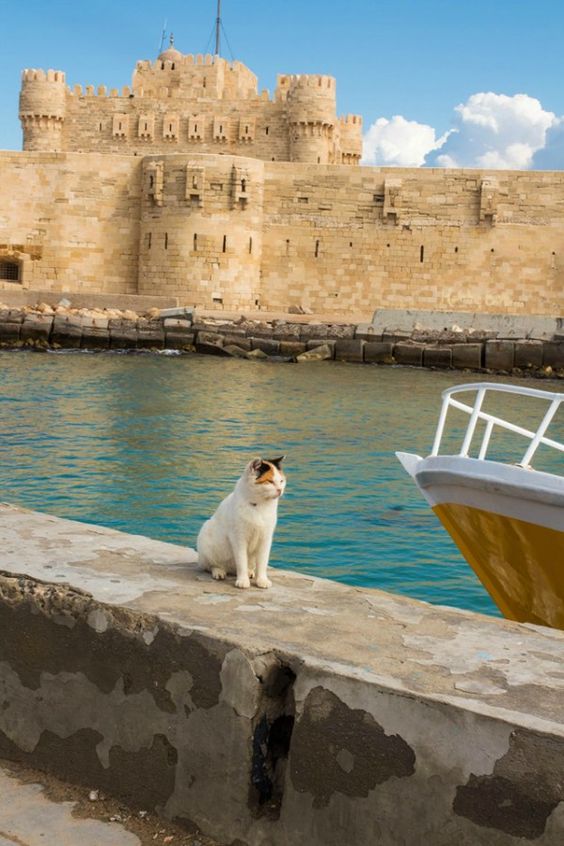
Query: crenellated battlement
[[339, 114, 362, 127], [18, 46, 356, 166], [68, 85, 132, 98], [21, 69, 66, 84]]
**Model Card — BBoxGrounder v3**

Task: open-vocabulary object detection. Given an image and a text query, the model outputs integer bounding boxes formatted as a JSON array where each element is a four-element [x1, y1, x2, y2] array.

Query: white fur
[[197, 459, 286, 589]]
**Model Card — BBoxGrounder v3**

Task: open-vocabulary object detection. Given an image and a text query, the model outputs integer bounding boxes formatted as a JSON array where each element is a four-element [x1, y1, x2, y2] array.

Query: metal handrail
[[430, 382, 564, 468]]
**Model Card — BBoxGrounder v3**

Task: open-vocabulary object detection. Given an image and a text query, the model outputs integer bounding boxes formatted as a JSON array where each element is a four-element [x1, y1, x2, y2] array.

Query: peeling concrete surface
[[1, 502, 564, 845]]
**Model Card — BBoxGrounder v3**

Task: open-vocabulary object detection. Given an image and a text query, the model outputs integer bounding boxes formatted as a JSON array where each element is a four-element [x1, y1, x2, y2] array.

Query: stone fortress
[[2, 39, 564, 318]]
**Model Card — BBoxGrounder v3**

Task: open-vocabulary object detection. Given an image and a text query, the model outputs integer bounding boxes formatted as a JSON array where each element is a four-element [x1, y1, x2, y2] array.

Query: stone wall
[[2, 151, 564, 318], [20, 56, 363, 166], [261, 165, 564, 316], [1, 504, 564, 846], [0, 152, 141, 294]]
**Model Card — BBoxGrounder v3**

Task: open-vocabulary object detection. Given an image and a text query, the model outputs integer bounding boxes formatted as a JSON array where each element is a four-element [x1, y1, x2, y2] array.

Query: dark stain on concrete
[[290, 686, 415, 808], [0, 574, 224, 711], [454, 729, 564, 839], [0, 727, 177, 811]]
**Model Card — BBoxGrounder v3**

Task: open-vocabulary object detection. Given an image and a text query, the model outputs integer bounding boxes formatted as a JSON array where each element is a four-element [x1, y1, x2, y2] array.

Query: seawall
[[1, 503, 564, 845], [1, 305, 564, 376]]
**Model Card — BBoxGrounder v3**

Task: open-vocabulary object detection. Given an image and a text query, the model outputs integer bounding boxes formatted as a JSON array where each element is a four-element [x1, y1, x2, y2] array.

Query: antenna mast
[[159, 19, 168, 52], [215, 0, 221, 56]]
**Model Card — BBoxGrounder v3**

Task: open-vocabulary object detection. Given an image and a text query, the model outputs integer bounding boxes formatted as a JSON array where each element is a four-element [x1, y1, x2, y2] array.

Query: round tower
[[19, 69, 67, 151], [338, 114, 363, 165], [286, 75, 337, 164], [138, 154, 265, 310]]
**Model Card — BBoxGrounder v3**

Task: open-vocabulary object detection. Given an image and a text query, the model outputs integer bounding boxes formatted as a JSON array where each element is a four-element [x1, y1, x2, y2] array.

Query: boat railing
[[431, 382, 564, 468]]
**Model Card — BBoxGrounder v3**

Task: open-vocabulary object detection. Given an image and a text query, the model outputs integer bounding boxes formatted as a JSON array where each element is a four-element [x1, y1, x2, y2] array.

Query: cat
[[197, 456, 286, 589]]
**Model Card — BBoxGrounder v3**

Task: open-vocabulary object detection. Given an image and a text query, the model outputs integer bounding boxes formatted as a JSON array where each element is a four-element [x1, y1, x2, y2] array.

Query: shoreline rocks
[[1, 302, 563, 379]]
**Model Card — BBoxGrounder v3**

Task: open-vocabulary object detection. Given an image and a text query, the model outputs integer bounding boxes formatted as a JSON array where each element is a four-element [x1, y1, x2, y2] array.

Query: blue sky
[[2, 0, 564, 167]]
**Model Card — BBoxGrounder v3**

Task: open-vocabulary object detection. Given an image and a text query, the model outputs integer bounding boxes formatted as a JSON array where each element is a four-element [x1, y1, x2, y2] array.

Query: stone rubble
[[0, 300, 563, 378]]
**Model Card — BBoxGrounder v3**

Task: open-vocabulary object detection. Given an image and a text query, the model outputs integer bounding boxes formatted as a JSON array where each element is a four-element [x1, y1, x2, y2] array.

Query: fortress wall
[[259, 164, 564, 316], [62, 94, 291, 161], [0, 152, 141, 294], [137, 154, 264, 309]]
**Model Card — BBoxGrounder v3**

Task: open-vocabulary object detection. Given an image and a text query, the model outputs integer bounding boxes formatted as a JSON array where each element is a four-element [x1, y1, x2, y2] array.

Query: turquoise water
[[1, 351, 562, 616]]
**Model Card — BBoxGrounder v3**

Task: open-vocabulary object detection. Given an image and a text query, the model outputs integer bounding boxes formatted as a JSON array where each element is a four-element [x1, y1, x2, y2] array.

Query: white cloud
[[362, 115, 445, 167], [532, 118, 564, 169], [362, 92, 559, 170], [427, 92, 556, 169]]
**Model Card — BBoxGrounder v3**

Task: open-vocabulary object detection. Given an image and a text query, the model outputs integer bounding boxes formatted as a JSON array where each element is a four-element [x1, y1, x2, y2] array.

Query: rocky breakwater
[[1, 302, 564, 379]]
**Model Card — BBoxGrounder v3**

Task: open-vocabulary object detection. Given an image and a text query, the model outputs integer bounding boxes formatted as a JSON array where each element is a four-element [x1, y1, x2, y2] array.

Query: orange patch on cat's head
[[256, 463, 276, 485]]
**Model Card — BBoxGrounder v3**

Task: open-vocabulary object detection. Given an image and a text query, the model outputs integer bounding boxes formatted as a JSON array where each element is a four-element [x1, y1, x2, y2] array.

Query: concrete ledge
[[1, 504, 563, 845]]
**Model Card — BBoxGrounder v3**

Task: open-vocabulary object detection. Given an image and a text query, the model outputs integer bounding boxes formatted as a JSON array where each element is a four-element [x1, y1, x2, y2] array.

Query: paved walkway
[[0, 765, 140, 846]]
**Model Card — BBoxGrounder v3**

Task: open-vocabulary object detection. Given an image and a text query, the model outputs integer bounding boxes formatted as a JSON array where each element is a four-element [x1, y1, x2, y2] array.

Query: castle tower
[[138, 154, 264, 309], [19, 69, 67, 151], [338, 115, 363, 165], [283, 74, 337, 164]]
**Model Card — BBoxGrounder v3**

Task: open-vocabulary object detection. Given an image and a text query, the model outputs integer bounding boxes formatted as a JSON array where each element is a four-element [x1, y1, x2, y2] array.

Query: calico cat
[[197, 456, 286, 589]]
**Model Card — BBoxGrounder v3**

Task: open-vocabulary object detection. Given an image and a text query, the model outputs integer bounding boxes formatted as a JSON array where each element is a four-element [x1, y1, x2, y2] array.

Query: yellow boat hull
[[434, 502, 564, 629], [397, 452, 564, 630]]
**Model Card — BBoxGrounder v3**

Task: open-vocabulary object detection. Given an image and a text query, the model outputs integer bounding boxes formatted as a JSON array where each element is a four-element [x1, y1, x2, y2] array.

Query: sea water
[[1, 351, 561, 617]]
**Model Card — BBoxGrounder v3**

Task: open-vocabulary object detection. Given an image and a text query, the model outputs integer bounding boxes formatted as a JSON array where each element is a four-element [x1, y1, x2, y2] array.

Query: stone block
[[20, 315, 53, 342], [363, 342, 394, 364], [423, 346, 452, 368], [81, 326, 110, 349], [3, 310, 24, 324], [272, 324, 301, 341], [196, 331, 224, 346], [195, 331, 230, 357], [485, 340, 514, 371], [163, 318, 192, 330], [224, 344, 249, 358], [542, 342, 564, 369], [158, 306, 194, 320], [296, 344, 333, 362], [137, 321, 165, 349], [335, 339, 365, 363], [355, 324, 383, 342], [393, 343, 423, 366], [78, 315, 109, 330], [299, 324, 330, 340], [109, 320, 138, 349], [279, 340, 306, 357], [452, 343, 483, 370], [251, 337, 280, 356], [382, 331, 411, 343], [165, 331, 195, 350], [325, 324, 356, 340], [514, 341, 543, 369], [224, 334, 251, 350], [0, 322, 21, 342], [306, 339, 336, 353], [52, 316, 82, 348], [248, 324, 276, 339]]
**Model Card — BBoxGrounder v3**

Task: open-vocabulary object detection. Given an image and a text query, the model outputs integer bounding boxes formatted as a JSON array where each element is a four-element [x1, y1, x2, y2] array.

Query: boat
[[397, 382, 564, 630]]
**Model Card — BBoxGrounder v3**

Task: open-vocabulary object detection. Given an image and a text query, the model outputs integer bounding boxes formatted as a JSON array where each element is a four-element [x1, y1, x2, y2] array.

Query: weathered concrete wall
[[1, 503, 563, 846]]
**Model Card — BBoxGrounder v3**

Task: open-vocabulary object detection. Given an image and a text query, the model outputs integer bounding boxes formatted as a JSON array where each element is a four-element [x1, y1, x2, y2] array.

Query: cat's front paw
[[211, 567, 226, 580], [255, 576, 272, 589], [235, 576, 251, 589]]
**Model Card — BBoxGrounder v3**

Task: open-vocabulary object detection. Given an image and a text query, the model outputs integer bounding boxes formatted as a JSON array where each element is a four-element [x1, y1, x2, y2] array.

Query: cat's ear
[[249, 458, 270, 476], [267, 455, 285, 469]]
